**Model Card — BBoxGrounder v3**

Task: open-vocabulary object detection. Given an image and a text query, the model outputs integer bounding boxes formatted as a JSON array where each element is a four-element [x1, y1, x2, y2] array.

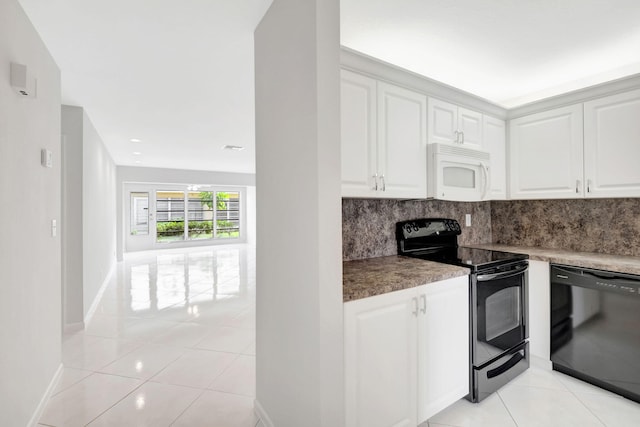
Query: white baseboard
[[28, 363, 63, 427], [83, 261, 116, 325], [63, 321, 84, 334], [531, 355, 552, 370], [254, 399, 275, 427]]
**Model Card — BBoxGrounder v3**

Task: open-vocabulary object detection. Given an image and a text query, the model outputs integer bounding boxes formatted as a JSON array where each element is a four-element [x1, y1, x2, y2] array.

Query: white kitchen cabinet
[[344, 276, 469, 427], [340, 70, 378, 197], [508, 105, 584, 199], [483, 116, 507, 200], [417, 277, 470, 422], [344, 286, 418, 427], [583, 88, 640, 198], [428, 97, 483, 150], [340, 70, 427, 199], [528, 260, 550, 364]]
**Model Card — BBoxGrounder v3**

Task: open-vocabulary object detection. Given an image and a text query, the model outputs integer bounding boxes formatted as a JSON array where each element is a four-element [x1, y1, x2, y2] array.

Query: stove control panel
[[397, 218, 461, 239]]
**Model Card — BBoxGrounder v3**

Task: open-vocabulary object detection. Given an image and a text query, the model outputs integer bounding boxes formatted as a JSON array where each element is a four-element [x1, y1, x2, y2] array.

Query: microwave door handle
[[480, 162, 489, 200]]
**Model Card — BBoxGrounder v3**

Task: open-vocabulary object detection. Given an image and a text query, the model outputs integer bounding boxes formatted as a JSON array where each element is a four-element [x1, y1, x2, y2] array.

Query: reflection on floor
[[39, 245, 259, 427], [426, 363, 640, 427]]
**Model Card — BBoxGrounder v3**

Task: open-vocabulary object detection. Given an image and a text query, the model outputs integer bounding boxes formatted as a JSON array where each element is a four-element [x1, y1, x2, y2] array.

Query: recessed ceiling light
[[222, 145, 245, 151], [132, 151, 141, 155], [130, 138, 141, 143]]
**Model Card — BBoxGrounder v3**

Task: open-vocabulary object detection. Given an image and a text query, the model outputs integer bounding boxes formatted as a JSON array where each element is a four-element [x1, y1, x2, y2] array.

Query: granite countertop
[[343, 256, 470, 302], [466, 243, 640, 276]]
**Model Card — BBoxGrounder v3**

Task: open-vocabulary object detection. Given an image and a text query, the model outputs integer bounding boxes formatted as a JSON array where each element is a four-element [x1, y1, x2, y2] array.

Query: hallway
[[39, 245, 258, 426]]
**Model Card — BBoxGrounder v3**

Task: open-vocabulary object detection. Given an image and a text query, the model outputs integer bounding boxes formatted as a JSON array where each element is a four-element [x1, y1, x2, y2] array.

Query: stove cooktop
[[407, 246, 528, 272], [395, 218, 528, 272]]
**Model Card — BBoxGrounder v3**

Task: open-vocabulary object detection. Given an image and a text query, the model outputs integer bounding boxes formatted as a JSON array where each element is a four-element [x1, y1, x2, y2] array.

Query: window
[[215, 191, 240, 239], [153, 188, 242, 243], [188, 191, 214, 240], [156, 191, 185, 242]]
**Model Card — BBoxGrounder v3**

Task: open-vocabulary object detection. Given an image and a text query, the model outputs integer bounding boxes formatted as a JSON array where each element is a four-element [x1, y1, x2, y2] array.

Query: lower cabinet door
[[417, 277, 470, 423], [344, 287, 418, 427]]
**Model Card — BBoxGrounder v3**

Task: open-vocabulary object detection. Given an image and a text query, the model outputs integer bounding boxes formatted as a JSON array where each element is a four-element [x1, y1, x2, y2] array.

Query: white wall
[[254, 0, 344, 425], [61, 106, 117, 325], [61, 106, 84, 324], [82, 109, 117, 320], [0, 0, 62, 425], [116, 166, 255, 259]]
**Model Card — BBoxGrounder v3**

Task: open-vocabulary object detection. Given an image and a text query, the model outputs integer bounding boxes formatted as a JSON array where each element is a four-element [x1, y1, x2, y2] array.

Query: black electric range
[[396, 218, 530, 403], [396, 217, 528, 272]]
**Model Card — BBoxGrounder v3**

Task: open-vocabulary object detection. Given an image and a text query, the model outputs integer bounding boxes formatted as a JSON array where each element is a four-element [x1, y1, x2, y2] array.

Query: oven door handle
[[477, 264, 528, 282], [487, 349, 525, 379]]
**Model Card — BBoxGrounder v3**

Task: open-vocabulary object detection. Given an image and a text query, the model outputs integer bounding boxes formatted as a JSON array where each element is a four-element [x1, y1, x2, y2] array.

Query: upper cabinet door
[[483, 116, 507, 200], [509, 105, 584, 199], [377, 82, 428, 198], [428, 98, 458, 144], [428, 98, 484, 149], [584, 89, 640, 198], [340, 70, 378, 198], [458, 107, 483, 150]]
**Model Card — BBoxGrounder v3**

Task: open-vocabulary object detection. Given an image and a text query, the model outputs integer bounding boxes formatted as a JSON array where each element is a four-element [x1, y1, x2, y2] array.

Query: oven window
[[485, 287, 521, 341], [443, 166, 475, 188]]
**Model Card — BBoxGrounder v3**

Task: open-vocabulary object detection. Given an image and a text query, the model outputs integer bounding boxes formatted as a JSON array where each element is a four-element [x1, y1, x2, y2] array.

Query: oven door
[[472, 261, 528, 366]]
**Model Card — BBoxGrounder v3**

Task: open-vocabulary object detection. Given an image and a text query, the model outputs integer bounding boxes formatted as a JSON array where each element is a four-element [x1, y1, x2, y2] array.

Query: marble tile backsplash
[[342, 199, 492, 261], [491, 199, 640, 257], [343, 198, 640, 261]]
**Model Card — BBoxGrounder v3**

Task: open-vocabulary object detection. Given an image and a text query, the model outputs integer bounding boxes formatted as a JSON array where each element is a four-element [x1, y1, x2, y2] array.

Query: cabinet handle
[[576, 179, 581, 194], [461, 131, 465, 144], [412, 297, 418, 317], [372, 173, 378, 191], [587, 179, 592, 193], [380, 174, 386, 191], [454, 130, 460, 144], [420, 294, 426, 314]]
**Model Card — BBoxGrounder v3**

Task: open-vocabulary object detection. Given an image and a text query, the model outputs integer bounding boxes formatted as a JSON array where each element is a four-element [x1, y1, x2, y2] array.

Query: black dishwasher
[[550, 264, 640, 403]]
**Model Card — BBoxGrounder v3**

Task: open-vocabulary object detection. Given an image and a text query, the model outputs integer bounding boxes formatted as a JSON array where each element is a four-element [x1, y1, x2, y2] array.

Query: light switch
[[465, 214, 472, 227], [41, 149, 52, 168], [51, 219, 57, 237]]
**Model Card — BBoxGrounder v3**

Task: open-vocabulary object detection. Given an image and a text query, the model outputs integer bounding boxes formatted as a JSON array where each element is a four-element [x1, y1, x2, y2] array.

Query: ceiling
[[18, 0, 272, 174], [341, 0, 640, 108], [18, 1, 640, 173]]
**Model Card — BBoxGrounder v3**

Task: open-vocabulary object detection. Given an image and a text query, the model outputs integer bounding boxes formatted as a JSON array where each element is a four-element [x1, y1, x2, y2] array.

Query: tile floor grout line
[[81, 380, 147, 426], [566, 389, 609, 427], [205, 352, 244, 389], [167, 386, 207, 427], [49, 368, 93, 398], [496, 389, 521, 427], [554, 371, 621, 426]]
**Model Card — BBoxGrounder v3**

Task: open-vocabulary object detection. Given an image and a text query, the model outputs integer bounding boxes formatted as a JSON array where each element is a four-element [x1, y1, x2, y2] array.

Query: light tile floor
[[426, 363, 640, 427], [39, 244, 259, 427], [39, 244, 640, 426]]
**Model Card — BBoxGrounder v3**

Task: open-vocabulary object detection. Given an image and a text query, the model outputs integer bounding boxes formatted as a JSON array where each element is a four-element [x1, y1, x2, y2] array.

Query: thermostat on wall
[[41, 149, 52, 168]]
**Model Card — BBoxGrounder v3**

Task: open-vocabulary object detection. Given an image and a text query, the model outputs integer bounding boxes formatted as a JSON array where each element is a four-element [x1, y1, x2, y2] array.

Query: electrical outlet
[[465, 214, 472, 227]]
